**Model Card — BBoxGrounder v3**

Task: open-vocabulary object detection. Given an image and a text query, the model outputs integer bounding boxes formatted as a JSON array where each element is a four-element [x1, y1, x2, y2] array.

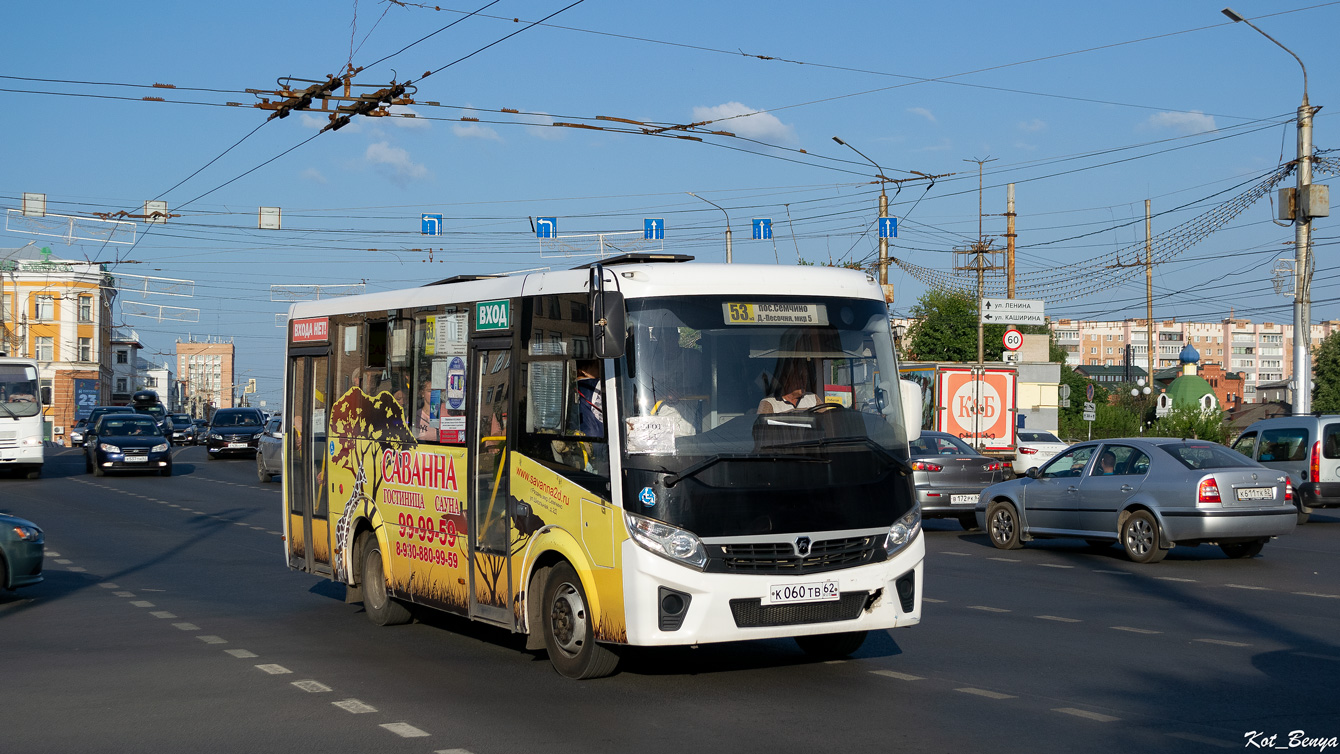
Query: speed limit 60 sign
[[1002, 328, 1023, 351]]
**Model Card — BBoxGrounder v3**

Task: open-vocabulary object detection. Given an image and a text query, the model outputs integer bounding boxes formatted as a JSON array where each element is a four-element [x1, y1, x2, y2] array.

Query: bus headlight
[[884, 507, 921, 556], [22, 437, 42, 447], [624, 511, 707, 570], [99, 443, 121, 453]]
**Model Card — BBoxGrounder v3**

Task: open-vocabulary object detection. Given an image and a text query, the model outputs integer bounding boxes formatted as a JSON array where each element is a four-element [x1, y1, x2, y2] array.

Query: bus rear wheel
[[542, 562, 618, 680], [357, 533, 412, 626], [795, 630, 867, 659]]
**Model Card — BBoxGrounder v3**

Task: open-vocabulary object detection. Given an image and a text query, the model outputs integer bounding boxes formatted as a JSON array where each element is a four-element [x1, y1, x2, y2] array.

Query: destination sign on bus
[[291, 316, 329, 343], [723, 302, 828, 326]]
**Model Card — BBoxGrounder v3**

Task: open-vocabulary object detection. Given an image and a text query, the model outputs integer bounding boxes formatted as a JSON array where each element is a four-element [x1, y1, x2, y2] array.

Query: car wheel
[[1296, 505, 1311, 525], [987, 501, 1022, 550], [958, 514, 979, 531], [1121, 510, 1166, 564], [1084, 539, 1112, 550], [542, 561, 619, 679], [357, 533, 412, 627], [1220, 540, 1265, 559], [795, 631, 868, 659], [256, 455, 270, 483]]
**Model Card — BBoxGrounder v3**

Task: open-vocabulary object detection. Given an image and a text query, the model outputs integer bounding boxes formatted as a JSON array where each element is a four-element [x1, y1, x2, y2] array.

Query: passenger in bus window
[[415, 380, 436, 441], [574, 360, 603, 437]]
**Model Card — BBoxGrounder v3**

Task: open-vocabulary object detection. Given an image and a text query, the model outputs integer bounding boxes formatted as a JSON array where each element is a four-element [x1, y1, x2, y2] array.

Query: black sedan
[[1, 511, 44, 592], [205, 408, 266, 460], [84, 414, 173, 477]]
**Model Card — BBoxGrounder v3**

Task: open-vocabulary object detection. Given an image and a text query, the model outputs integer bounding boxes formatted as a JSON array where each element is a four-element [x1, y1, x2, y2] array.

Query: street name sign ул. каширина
[[979, 298, 1045, 326]]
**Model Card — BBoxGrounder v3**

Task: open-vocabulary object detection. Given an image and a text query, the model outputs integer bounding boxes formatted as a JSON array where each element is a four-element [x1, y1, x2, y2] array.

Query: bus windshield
[[618, 295, 911, 537], [0, 364, 42, 418]]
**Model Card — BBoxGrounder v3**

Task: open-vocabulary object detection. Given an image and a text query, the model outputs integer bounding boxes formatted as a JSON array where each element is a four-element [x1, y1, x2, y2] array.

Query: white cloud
[[388, 105, 430, 129], [691, 102, 796, 143], [1143, 110, 1217, 135], [364, 141, 429, 182], [300, 168, 327, 183], [522, 112, 563, 141], [452, 123, 501, 141], [907, 107, 936, 123], [1018, 118, 1046, 132]]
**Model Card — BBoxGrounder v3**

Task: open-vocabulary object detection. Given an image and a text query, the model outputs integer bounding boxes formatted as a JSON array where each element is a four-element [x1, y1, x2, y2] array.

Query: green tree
[[905, 289, 1052, 362], [1149, 406, 1230, 443], [1313, 331, 1340, 413]]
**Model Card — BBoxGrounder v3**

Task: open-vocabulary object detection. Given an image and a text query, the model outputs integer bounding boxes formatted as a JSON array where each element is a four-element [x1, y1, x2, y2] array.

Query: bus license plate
[[228, 442, 249, 449], [765, 580, 840, 605], [124, 456, 147, 463], [1236, 487, 1274, 501], [951, 494, 977, 505]]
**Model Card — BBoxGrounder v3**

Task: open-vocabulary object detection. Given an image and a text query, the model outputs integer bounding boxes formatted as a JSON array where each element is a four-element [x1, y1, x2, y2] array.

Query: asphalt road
[[3, 446, 1338, 753]]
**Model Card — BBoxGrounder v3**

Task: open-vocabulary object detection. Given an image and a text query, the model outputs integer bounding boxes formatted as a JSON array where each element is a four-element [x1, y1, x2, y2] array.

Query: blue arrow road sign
[[421, 214, 443, 236], [879, 217, 898, 238], [644, 218, 664, 240], [752, 218, 772, 240], [536, 217, 557, 238]]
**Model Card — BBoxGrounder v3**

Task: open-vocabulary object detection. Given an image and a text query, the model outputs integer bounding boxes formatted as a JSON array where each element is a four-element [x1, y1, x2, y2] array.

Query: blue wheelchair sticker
[[639, 487, 656, 507]]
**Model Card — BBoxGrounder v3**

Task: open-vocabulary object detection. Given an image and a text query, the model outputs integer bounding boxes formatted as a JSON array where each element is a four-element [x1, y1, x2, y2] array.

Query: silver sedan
[[910, 431, 1004, 530], [974, 437, 1296, 563]]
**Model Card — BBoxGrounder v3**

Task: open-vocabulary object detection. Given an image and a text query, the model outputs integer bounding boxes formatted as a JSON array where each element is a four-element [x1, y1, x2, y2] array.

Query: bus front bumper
[[620, 533, 924, 647], [0, 444, 44, 466]]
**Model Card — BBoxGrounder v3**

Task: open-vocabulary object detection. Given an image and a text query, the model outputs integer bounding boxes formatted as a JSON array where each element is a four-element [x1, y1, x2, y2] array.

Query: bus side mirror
[[590, 265, 626, 359], [899, 379, 923, 444]]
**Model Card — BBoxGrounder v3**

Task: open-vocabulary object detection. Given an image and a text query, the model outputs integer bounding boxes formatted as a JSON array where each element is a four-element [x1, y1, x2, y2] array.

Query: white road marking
[[114, 591, 135, 597], [130, 601, 155, 608], [233, 522, 249, 527], [149, 611, 177, 619], [197, 636, 227, 644], [1166, 732, 1237, 749], [292, 680, 332, 693], [1156, 576, 1197, 582], [871, 670, 924, 681], [1294, 592, 1340, 599], [1225, 584, 1269, 591], [267, 531, 282, 536], [54, 559, 72, 564], [822, 660, 846, 664], [333, 699, 378, 714], [1036, 615, 1082, 623], [966, 605, 1011, 613], [68, 567, 87, 572], [99, 582, 118, 589], [256, 664, 292, 675], [1293, 652, 1340, 663], [48, 552, 63, 558], [922, 598, 946, 603], [1093, 569, 1131, 575], [1053, 707, 1120, 722], [956, 687, 1016, 699], [381, 723, 429, 738], [941, 552, 972, 557], [225, 649, 258, 658], [172, 623, 200, 631], [1037, 563, 1072, 569], [250, 526, 265, 531], [987, 557, 1020, 563], [1194, 638, 1251, 647], [1111, 626, 1161, 634]]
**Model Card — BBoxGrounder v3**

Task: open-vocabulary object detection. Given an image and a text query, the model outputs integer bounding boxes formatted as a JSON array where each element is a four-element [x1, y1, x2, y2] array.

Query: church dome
[[1178, 343, 1200, 364]]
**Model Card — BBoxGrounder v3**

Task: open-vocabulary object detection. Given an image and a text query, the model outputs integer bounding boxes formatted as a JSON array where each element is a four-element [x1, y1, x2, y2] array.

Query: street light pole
[[1223, 7, 1317, 414], [833, 137, 892, 290], [687, 192, 732, 263]]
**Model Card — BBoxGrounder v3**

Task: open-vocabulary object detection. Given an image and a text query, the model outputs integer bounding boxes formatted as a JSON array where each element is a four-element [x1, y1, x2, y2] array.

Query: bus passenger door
[[468, 340, 513, 625], [286, 353, 333, 575]]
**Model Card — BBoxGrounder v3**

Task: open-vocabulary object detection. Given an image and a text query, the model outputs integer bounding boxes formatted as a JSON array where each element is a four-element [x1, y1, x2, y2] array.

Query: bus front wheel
[[357, 533, 412, 626], [795, 630, 868, 659], [542, 562, 619, 680]]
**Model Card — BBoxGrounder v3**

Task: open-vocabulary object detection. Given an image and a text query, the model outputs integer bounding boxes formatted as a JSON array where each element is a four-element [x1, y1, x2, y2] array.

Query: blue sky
[[4, 1, 1337, 407]]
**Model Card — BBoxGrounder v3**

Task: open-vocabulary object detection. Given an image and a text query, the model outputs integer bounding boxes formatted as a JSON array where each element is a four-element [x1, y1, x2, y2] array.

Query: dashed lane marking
[[48, 552, 62, 558], [1225, 584, 1270, 591], [1166, 732, 1237, 749], [197, 636, 228, 645], [871, 670, 924, 681], [822, 660, 846, 665], [1193, 638, 1251, 647], [54, 559, 72, 564], [97, 582, 117, 588], [149, 611, 177, 619], [1036, 615, 1082, 623], [114, 591, 135, 598], [256, 664, 292, 675], [1111, 626, 1161, 634], [1053, 708, 1120, 722], [1294, 592, 1340, 599], [1037, 563, 1073, 569], [381, 723, 429, 738], [966, 605, 1011, 613], [956, 687, 1016, 699], [68, 566, 87, 572], [922, 598, 946, 603], [130, 601, 155, 608], [224, 649, 258, 659], [172, 623, 201, 631], [333, 699, 378, 714], [987, 557, 1020, 563], [435, 749, 476, 754], [942, 552, 972, 557], [292, 680, 331, 693], [1156, 576, 1197, 582]]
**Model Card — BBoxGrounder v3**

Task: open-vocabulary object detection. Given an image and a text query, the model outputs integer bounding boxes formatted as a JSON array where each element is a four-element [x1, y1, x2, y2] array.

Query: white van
[[1231, 415, 1340, 523]]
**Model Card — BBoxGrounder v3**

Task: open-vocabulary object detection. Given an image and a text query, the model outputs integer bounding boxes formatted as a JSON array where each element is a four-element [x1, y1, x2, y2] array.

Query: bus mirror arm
[[590, 264, 627, 360]]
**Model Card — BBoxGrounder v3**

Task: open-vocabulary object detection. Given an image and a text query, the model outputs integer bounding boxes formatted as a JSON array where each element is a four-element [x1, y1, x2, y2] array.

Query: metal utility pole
[[1146, 200, 1155, 384], [832, 137, 892, 291], [1223, 7, 1320, 414], [1006, 184, 1017, 298], [687, 193, 732, 263]]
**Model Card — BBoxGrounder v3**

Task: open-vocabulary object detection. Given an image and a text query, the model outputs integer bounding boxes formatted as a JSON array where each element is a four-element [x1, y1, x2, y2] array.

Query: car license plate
[[765, 580, 840, 605], [228, 442, 249, 448], [124, 456, 147, 463], [951, 494, 977, 505], [1236, 487, 1274, 501]]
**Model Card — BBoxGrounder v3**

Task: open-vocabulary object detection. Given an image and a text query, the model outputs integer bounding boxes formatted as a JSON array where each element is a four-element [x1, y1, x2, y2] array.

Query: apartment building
[[176, 338, 235, 417]]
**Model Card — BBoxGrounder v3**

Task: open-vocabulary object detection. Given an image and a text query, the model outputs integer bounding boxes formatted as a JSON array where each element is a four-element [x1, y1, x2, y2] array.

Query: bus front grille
[[710, 536, 878, 575], [728, 592, 868, 628]]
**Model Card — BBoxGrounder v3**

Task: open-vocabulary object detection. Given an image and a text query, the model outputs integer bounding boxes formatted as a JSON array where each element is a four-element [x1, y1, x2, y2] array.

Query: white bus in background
[[0, 357, 45, 479]]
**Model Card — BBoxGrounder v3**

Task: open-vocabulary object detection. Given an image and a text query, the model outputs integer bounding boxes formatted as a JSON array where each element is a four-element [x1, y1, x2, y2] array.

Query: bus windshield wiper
[[663, 453, 829, 488], [767, 436, 914, 477], [0, 402, 17, 420]]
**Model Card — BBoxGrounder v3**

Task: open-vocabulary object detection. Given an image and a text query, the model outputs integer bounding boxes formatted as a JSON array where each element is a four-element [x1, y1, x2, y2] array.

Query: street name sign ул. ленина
[[979, 298, 1045, 326]]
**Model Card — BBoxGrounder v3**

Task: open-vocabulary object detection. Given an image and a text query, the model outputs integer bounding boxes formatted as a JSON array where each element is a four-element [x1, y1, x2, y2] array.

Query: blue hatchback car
[[84, 413, 173, 477], [1, 511, 44, 592]]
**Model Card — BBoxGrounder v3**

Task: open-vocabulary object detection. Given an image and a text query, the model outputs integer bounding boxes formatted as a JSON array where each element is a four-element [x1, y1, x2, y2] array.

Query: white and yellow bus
[[281, 254, 926, 678]]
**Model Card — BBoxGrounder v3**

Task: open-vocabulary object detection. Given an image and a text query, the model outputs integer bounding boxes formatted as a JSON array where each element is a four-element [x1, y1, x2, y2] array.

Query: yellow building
[[0, 245, 116, 443]]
